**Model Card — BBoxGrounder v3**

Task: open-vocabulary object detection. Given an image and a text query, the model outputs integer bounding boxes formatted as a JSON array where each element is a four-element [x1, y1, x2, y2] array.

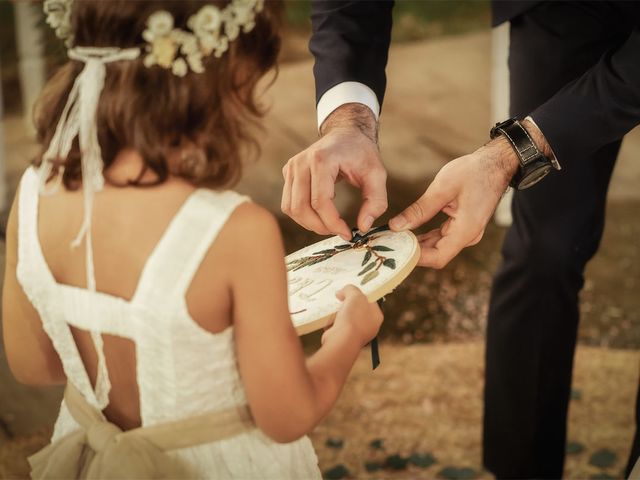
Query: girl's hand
[[322, 285, 383, 347]]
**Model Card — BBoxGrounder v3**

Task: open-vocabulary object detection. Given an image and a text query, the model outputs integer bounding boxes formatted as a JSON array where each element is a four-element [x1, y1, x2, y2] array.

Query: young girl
[[1, 1, 383, 478]]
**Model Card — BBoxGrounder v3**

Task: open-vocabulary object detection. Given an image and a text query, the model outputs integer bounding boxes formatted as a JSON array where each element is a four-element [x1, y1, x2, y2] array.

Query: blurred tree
[[0, 56, 7, 212], [14, 1, 45, 132], [284, 0, 490, 40]]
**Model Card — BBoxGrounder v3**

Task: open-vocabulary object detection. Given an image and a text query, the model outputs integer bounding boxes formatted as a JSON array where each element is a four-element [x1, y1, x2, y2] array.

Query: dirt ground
[[308, 342, 638, 480], [1, 342, 638, 479]]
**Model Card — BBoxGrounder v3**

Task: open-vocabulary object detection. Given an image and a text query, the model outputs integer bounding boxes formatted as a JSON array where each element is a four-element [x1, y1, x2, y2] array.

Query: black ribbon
[[349, 226, 389, 370], [370, 298, 385, 370], [350, 224, 390, 246]]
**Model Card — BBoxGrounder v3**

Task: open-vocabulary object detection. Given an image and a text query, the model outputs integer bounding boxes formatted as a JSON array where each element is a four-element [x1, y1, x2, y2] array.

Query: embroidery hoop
[[287, 229, 420, 336]]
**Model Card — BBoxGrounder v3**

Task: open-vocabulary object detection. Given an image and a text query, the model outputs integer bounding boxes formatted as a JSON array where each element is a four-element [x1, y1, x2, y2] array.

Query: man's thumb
[[389, 186, 448, 231]]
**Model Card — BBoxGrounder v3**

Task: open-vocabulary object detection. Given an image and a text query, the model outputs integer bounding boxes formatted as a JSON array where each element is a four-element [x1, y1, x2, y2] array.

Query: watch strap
[[490, 118, 550, 189], [490, 118, 543, 166]]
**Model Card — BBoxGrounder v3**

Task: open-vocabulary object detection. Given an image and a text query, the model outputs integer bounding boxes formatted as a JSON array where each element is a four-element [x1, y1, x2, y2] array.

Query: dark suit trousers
[[483, 3, 640, 478]]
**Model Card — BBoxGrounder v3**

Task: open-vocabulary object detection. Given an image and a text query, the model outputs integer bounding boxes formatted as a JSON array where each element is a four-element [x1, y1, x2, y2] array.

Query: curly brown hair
[[34, 0, 282, 189]]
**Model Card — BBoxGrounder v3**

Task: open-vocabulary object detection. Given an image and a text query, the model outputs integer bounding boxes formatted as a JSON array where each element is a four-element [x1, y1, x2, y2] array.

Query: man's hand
[[389, 119, 551, 268], [389, 139, 517, 268], [281, 104, 388, 239]]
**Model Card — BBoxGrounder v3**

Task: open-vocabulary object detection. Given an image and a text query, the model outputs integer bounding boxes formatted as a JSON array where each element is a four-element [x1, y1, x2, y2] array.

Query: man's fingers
[[357, 169, 388, 232], [418, 216, 482, 269], [389, 182, 450, 231], [310, 160, 351, 239], [416, 229, 442, 267], [290, 165, 332, 235], [466, 230, 484, 247], [281, 162, 293, 215]]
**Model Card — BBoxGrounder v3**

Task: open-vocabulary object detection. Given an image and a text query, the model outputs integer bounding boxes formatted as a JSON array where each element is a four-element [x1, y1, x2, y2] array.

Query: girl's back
[[12, 155, 321, 478], [3, 1, 383, 478]]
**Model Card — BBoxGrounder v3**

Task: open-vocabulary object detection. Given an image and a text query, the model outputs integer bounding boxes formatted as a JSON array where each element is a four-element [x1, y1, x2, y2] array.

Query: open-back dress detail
[[16, 166, 320, 479]]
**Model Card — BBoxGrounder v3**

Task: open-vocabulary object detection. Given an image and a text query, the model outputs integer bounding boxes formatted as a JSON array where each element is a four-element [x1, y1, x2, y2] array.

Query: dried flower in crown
[[43, 0, 265, 77], [43, 0, 74, 46]]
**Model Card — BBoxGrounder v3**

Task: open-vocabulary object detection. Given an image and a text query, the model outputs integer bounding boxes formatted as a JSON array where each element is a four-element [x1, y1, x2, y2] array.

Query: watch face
[[520, 164, 552, 189]]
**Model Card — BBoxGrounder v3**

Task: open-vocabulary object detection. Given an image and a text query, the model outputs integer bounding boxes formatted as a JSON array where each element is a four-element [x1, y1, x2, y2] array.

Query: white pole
[[14, 1, 45, 134], [491, 22, 513, 227]]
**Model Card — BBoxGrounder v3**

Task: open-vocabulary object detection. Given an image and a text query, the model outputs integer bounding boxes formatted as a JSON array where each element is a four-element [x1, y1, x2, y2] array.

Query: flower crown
[[43, 0, 265, 77]]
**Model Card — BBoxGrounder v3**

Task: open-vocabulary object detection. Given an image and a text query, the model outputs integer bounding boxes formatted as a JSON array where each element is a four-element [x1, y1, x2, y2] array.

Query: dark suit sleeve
[[309, 0, 394, 106], [531, 29, 640, 165]]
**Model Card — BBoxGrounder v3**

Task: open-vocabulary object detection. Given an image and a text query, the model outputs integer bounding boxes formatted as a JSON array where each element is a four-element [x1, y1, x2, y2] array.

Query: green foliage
[[284, 0, 311, 29], [369, 438, 384, 450], [325, 437, 344, 449], [588, 449, 617, 469], [284, 0, 490, 40], [438, 466, 479, 479], [409, 452, 437, 468], [566, 441, 585, 455], [0, 2, 18, 67], [323, 464, 350, 480], [384, 454, 409, 470]]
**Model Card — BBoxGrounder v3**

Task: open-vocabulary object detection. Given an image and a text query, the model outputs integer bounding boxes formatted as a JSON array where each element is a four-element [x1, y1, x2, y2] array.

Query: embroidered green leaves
[[286, 236, 396, 286], [286, 243, 351, 272], [358, 245, 396, 285]]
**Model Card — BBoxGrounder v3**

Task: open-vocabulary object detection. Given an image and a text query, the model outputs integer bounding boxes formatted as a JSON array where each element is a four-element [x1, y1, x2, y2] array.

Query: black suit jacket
[[492, 0, 539, 26], [310, 0, 640, 165]]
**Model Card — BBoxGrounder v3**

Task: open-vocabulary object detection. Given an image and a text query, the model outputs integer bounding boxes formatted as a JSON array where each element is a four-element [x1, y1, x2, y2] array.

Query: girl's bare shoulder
[[220, 201, 283, 250]]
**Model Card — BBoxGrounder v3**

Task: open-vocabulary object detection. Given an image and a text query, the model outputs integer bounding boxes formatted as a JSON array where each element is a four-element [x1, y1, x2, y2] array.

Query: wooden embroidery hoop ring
[[288, 231, 420, 336]]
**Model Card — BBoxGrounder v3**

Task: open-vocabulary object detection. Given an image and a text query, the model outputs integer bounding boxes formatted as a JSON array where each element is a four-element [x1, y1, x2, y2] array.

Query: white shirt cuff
[[316, 81, 380, 130]]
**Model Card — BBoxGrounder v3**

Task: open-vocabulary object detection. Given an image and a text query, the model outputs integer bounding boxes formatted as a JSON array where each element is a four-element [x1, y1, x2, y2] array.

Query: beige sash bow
[[29, 384, 254, 479]]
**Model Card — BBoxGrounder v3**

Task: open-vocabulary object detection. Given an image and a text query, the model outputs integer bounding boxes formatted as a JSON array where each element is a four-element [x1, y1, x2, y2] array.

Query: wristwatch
[[490, 118, 560, 190]]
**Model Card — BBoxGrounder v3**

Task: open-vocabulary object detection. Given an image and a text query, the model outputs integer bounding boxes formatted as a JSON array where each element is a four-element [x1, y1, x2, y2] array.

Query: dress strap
[[16, 167, 108, 409], [17, 167, 57, 286], [133, 189, 249, 307]]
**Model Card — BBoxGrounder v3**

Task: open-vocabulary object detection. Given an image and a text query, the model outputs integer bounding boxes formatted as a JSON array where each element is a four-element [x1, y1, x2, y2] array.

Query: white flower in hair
[[186, 54, 205, 74], [44, 0, 73, 45], [180, 34, 200, 57], [45, 0, 264, 76], [214, 37, 230, 58], [198, 32, 218, 56], [233, 0, 261, 32], [171, 58, 188, 77], [146, 36, 179, 69], [188, 5, 222, 35], [142, 11, 180, 70], [146, 11, 174, 37], [224, 21, 241, 41]]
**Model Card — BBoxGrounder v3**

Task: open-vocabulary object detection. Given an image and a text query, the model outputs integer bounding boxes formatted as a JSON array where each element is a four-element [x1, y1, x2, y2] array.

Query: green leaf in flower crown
[[362, 250, 372, 266], [358, 261, 376, 276], [362, 269, 379, 285], [383, 258, 396, 269], [372, 245, 394, 252], [313, 249, 336, 255]]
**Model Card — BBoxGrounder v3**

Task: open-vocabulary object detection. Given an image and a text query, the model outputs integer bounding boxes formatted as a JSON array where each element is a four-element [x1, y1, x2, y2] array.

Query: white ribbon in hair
[[39, 46, 141, 409]]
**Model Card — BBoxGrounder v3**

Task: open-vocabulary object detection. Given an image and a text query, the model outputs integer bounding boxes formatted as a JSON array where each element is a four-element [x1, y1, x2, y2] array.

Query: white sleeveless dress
[[16, 167, 321, 479]]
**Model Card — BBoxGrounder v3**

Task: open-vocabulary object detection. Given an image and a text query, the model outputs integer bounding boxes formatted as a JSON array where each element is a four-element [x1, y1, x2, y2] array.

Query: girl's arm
[[226, 203, 382, 443], [2, 187, 65, 386]]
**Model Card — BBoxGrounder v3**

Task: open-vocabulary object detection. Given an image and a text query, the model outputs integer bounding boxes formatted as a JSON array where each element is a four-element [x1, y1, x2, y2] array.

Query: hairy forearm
[[320, 103, 379, 144], [478, 118, 553, 192]]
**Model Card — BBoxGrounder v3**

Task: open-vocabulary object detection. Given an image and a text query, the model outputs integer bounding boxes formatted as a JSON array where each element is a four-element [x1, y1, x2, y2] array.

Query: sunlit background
[[1, 1, 639, 478]]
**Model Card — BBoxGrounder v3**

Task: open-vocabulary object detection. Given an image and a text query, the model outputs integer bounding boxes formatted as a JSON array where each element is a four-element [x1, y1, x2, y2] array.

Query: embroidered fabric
[[16, 167, 321, 478]]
